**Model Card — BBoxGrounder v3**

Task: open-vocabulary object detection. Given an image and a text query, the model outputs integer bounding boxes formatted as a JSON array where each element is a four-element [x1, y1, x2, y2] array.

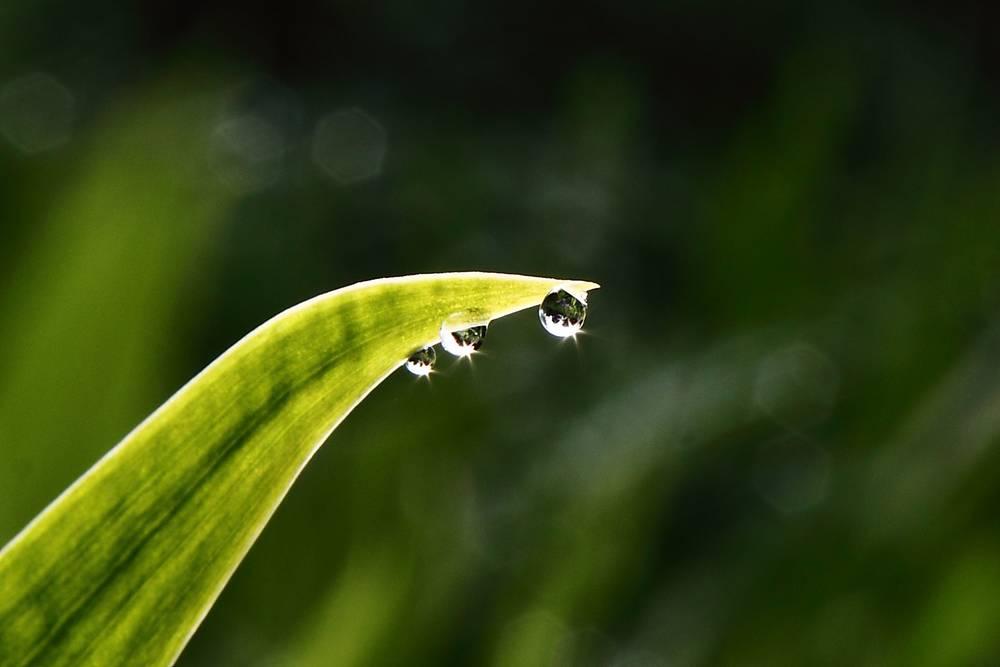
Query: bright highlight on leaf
[[0, 272, 598, 667]]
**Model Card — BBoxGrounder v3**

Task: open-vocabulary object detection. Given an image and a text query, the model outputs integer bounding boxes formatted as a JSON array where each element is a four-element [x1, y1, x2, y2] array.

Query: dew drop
[[539, 288, 588, 337], [405, 346, 436, 376], [439, 323, 488, 357]]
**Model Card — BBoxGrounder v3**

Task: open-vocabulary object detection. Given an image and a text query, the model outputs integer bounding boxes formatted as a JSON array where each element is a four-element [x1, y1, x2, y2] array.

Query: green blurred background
[[3, 2, 1000, 665]]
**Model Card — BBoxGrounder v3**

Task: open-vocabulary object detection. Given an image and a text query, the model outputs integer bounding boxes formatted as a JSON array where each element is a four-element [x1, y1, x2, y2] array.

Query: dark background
[[3, 2, 1000, 665]]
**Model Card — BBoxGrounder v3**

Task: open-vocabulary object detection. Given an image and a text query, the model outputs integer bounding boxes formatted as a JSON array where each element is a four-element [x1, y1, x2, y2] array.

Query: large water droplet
[[406, 346, 436, 376], [539, 288, 588, 337], [439, 323, 487, 357]]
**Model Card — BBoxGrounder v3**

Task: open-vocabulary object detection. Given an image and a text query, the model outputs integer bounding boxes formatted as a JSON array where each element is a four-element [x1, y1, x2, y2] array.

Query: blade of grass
[[0, 272, 599, 667]]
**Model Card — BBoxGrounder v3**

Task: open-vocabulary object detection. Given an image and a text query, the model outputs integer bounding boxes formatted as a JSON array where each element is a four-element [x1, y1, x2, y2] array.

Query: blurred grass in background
[[2, 2, 1000, 665]]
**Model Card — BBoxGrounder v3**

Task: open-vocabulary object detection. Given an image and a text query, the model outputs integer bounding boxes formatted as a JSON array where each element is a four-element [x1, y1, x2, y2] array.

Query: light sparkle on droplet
[[439, 323, 487, 357], [539, 287, 588, 337], [405, 346, 436, 376]]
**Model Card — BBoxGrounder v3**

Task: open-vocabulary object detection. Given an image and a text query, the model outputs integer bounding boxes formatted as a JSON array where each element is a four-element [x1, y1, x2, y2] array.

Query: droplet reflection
[[439, 324, 487, 357], [406, 346, 436, 376], [539, 288, 588, 337]]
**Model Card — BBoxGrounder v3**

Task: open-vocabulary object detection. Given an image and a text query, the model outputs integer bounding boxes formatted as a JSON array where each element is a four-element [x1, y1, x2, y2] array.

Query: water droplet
[[539, 288, 588, 337], [406, 346, 436, 376], [439, 323, 487, 357]]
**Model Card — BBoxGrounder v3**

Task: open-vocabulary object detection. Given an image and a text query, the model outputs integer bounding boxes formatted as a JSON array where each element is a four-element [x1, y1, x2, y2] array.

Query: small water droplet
[[539, 288, 588, 337], [439, 323, 488, 357], [406, 346, 436, 376]]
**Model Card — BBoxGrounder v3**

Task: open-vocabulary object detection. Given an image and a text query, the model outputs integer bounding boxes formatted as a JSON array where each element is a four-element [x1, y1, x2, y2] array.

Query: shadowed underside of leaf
[[0, 272, 598, 667]]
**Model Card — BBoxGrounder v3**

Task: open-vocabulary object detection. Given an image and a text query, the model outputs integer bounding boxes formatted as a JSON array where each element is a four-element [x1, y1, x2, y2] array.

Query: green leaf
[[0, 272, 599, 667]]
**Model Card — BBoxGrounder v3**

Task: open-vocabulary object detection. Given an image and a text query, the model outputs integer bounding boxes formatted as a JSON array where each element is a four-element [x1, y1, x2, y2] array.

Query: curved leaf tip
[[0, 271, 598, 667]]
